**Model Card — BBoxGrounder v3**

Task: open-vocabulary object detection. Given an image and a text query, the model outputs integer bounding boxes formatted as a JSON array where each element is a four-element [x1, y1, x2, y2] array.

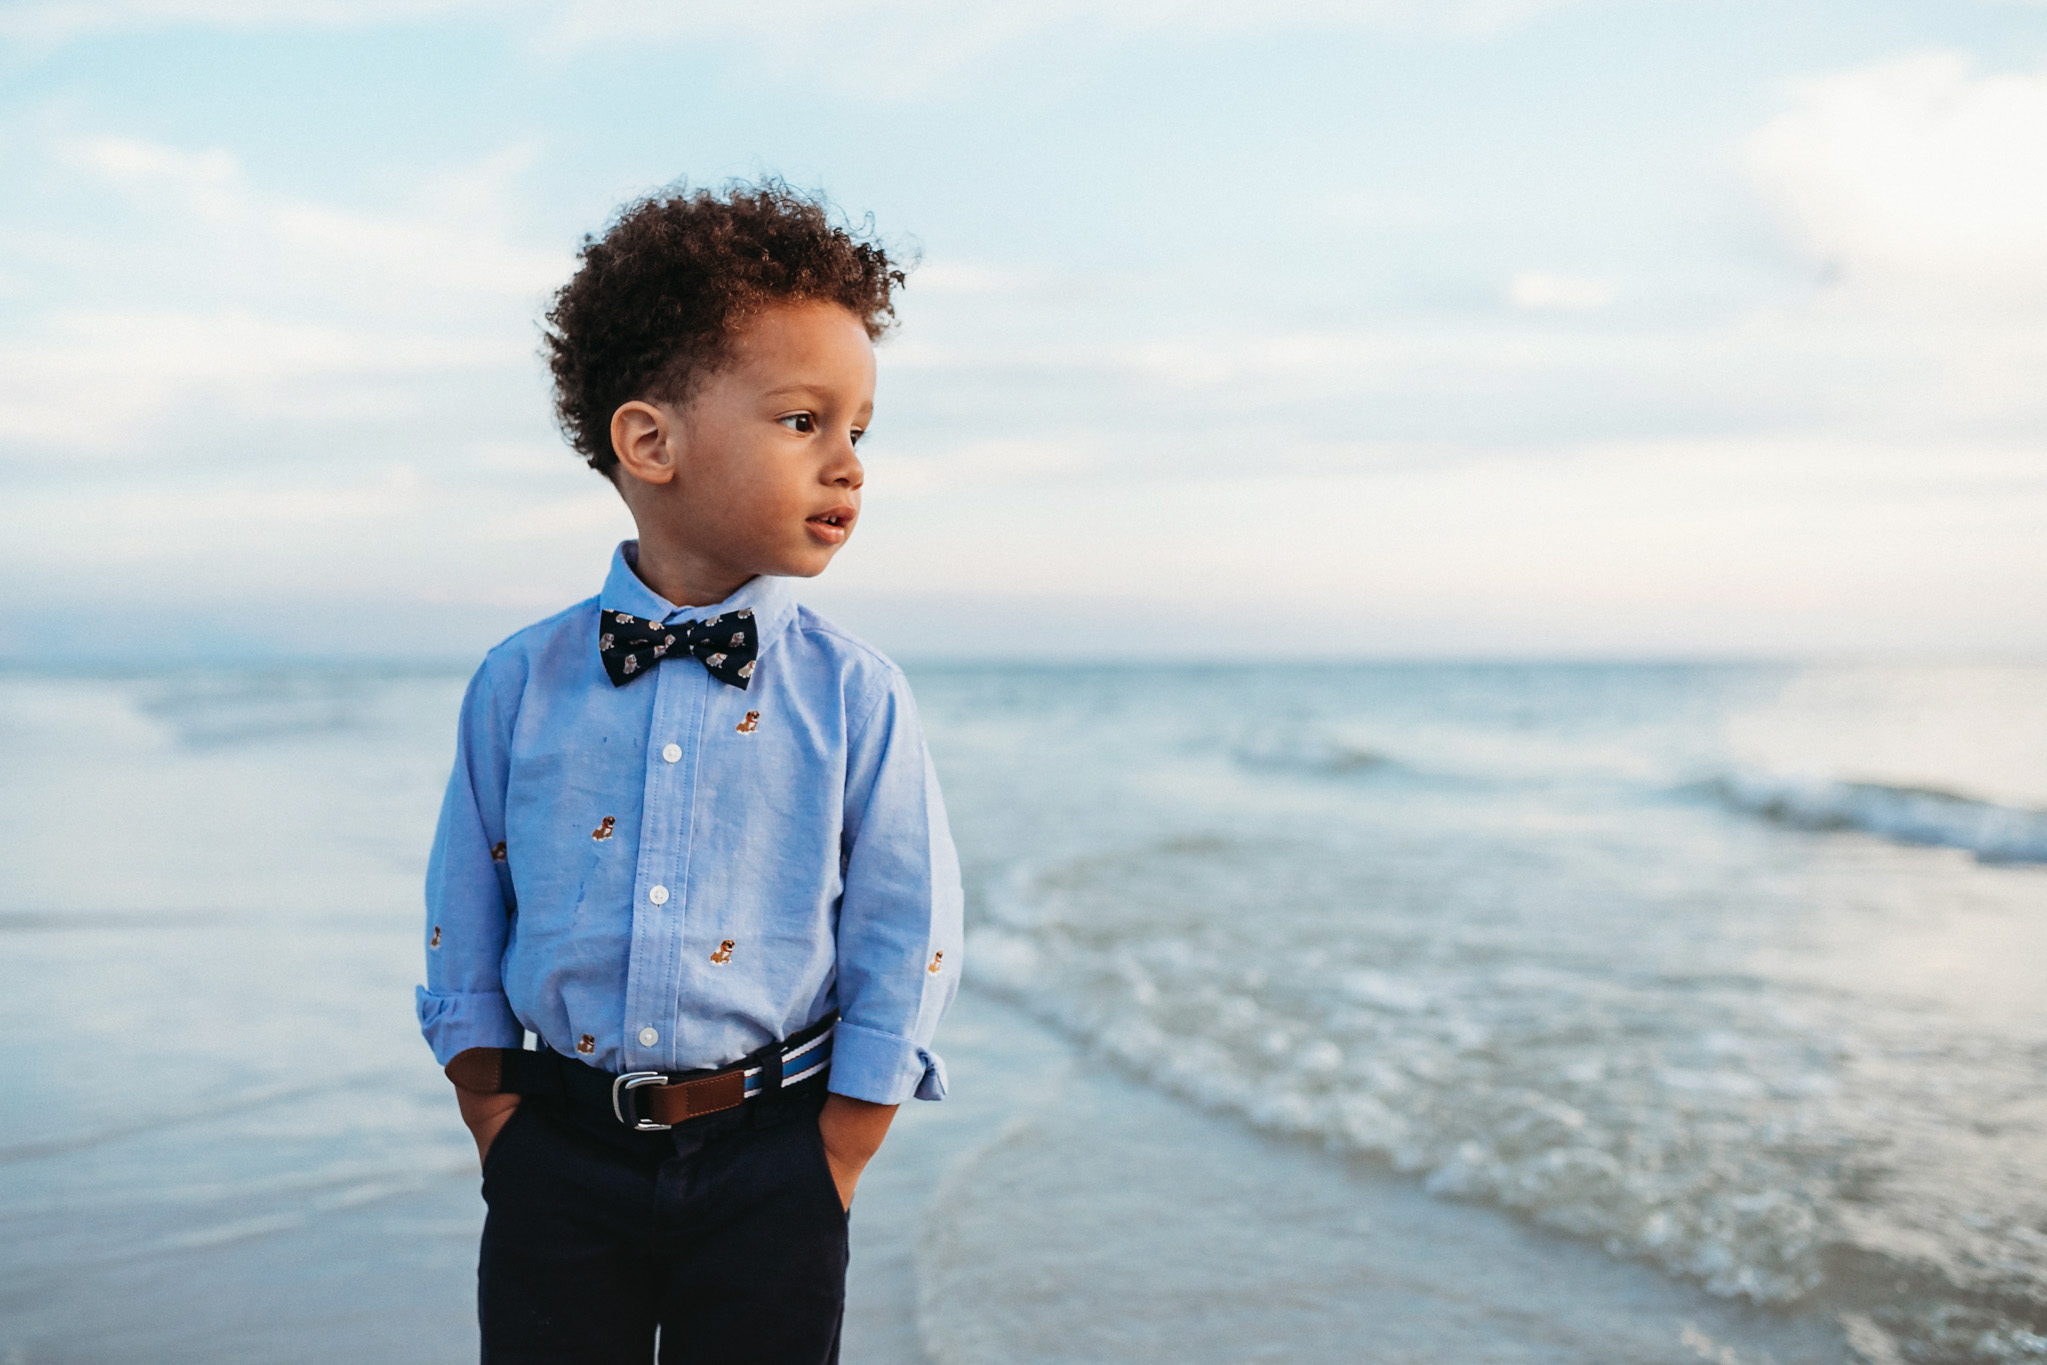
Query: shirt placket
[[621, 642, 707, 1072]]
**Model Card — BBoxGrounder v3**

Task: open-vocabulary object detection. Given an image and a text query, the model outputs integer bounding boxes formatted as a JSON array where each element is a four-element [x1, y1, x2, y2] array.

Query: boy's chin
[[763, 550, 838, 580]]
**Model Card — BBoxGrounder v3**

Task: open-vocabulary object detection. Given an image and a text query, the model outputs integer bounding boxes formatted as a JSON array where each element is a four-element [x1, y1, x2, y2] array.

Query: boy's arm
[[826, 670, 965, 1202], [417, 665, 526, 1160]]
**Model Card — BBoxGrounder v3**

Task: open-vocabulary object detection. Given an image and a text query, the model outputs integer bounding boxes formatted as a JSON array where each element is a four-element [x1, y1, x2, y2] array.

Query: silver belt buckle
[[611, 1071, 673, 1130]]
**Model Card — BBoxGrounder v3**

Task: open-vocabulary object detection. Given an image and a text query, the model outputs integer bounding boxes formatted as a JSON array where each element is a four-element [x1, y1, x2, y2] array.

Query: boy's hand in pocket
[[457, 1087, 522, 1167]]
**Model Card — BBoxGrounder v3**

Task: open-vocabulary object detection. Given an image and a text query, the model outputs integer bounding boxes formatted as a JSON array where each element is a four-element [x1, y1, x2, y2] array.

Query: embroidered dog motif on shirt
[[928, 950, 944, 974], [592, 816, 616, 840], [491, 841, 507, 862], [577, 1034, 595, 1055], [429, 925, 441, 949], [736, 711, 760, 734], [710, 939, 736, 964]]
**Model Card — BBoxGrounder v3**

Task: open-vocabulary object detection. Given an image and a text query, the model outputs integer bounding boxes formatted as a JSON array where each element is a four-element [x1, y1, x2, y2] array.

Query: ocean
[[1, 660, 2042, 1363]]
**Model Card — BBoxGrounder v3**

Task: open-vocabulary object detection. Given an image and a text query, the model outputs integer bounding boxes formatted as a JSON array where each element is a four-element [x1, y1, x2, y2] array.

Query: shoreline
[[855, 986, 1849, 1364]]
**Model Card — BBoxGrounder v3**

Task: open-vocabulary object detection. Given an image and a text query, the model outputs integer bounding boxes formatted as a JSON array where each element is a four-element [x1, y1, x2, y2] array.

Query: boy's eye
[[850, 428, 865, 446], [778, 412, 815, 434]]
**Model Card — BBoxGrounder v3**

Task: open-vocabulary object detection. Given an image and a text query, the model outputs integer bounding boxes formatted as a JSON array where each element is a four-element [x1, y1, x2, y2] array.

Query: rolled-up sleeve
[[830, 669, 963, 1103], [416, 660, 524, 1065]]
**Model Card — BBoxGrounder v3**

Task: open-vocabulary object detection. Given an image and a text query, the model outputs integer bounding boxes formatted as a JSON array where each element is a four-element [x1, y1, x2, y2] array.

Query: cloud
[[0, 0, 1606, 51], [910, 262, 1028, 296], [56, 133, 565, 302], [528, 0, 1585, 95], [816, 432, 2047, 655], [873, 436, 1098, 494], [0, 130, 566, 451], [554, 0, 1576, 39], [62, 136, 239, 203], [0, 0, 486, 43], [0, 309, 524, 448], [1507, 271, 1616, 312], [1748, 52, 2047, 305]]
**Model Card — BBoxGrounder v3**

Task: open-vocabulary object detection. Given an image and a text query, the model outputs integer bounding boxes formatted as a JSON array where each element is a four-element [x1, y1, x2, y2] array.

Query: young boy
[[416, 182, 962, 1365]]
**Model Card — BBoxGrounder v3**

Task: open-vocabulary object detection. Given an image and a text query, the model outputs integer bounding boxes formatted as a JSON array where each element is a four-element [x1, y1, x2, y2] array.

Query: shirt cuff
[[416, 986, 523, 1066], [827, 1020, 949, 1103]]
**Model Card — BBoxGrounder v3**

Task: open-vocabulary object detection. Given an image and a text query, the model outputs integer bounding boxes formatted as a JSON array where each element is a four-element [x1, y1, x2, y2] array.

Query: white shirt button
[[662, 743, 682, 763], [648, 884, 669, 905], [638, 1027, 658, 1047]]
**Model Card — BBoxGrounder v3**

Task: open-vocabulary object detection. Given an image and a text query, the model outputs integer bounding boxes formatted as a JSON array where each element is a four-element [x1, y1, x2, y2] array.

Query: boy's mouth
[[806, 507, 856, 545]]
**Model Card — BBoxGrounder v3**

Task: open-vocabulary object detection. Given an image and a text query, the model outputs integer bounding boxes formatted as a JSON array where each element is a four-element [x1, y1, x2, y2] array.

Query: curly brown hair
[[543, 180, 906, 479]]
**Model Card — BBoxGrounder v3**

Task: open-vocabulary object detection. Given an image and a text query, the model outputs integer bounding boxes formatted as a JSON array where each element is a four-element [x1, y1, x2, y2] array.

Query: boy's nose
[[825, 440, 864, 489]]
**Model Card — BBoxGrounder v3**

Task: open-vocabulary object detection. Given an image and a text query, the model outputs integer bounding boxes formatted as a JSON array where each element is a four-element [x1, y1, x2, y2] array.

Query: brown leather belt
[[444, 1014, 835, 1131]]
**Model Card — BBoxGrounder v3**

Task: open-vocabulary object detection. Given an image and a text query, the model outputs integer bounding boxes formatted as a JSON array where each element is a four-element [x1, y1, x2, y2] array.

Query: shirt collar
[[598, 540, 796, 645]]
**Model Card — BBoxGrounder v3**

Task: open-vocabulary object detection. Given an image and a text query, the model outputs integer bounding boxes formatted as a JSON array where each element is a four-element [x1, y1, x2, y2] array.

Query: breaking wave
[[962, 819, 2047, 1365], [1706, 773, 2047, 864]]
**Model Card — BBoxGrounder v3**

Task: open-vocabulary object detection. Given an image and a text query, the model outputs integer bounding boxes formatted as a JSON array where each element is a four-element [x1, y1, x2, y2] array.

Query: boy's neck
[[627, 535, 755, 611]]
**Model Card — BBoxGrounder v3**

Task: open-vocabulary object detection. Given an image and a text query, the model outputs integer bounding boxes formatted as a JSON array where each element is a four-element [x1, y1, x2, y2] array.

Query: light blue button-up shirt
[[416, 542, 962, 1104]]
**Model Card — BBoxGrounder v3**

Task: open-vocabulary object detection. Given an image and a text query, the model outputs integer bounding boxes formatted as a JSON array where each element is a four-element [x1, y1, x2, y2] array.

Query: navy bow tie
[[599, 608, 757, 689]]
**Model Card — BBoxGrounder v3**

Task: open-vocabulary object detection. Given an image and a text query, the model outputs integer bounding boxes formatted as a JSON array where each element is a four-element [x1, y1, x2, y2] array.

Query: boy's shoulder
[[781, 602, 912, 717], [783, 602, 901, 678], [462, 596, 599, 696]]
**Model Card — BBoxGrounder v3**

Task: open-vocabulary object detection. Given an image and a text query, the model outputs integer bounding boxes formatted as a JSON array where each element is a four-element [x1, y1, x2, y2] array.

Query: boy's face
[[611, 301, 875, 598]]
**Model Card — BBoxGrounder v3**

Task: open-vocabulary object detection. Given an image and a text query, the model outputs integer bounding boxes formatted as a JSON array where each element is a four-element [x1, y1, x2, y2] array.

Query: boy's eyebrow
[[761, 382, 874, 410]]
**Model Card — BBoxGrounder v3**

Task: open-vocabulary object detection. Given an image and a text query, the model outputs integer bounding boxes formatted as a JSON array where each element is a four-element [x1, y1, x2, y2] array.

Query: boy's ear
[[610, 400, 678, 486]]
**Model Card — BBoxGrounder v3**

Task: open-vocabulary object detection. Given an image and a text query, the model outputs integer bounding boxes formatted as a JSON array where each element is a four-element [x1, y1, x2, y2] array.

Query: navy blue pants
[[477, 1083, 848, 1364]]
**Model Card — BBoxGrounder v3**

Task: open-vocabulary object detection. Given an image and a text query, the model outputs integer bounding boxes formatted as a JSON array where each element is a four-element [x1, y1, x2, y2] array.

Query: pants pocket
[[799, 1108, 851, 1221]]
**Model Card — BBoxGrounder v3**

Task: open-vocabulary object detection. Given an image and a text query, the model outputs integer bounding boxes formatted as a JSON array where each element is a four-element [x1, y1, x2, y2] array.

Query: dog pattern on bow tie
[[599, 608, 758, 690]]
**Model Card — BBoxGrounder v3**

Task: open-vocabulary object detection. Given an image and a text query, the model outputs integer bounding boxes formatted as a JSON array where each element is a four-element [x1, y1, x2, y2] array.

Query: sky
[[2, 0, 2045, 660]]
